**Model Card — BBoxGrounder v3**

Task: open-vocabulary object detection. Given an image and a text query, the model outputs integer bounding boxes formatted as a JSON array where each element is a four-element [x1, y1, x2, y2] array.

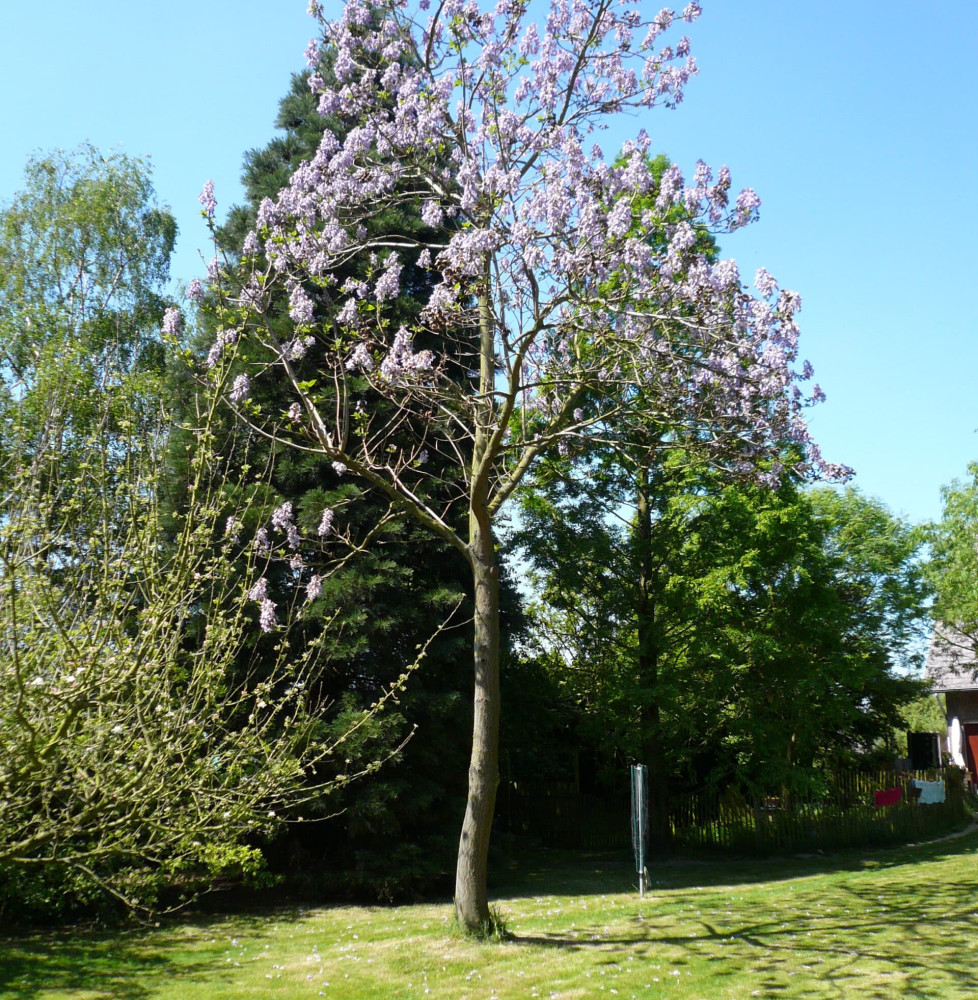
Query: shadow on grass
[[499, 830, 978, 1000], [0, 929, 175, 1000], [0, 910, 306, 1000], [510, 877, 978, 999]]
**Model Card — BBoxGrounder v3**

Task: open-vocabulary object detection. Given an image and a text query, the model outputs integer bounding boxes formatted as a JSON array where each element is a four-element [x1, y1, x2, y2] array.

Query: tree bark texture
[[454, 273, 501, 931], [454, 518, 501, 930]]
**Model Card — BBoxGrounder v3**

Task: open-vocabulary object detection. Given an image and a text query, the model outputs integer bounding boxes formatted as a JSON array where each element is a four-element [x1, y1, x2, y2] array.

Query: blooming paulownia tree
[[203, 0, 846, 930]]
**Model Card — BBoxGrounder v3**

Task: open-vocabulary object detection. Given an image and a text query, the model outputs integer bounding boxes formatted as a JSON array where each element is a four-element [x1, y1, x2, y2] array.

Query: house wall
[[946, 690, 978, 723]]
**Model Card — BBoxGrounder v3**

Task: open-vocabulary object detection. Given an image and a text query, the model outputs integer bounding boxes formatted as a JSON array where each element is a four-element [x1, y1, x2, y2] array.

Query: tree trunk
[[635, 466, 671, 851], [454, 516, 501, 930], [454, 269, 501, 932]]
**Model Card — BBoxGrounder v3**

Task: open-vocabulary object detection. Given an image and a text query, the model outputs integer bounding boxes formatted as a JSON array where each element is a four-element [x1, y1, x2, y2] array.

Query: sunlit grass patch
[[3, 831, 978, 999]]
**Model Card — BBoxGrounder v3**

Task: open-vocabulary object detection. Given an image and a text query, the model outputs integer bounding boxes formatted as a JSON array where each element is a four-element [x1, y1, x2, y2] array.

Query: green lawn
[[3, 830, 977, 999]]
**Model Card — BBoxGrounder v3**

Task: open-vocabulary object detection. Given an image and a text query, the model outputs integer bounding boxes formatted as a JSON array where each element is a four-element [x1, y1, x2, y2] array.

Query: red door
[[964, 724, 978, 784]]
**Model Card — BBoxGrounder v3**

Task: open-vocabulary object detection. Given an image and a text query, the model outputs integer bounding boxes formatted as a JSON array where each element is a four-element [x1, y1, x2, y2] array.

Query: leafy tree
[[516, 446, 705, 841], [0, 351, 419, 917], [520, 473, 930, 802], [677, 484, 928, 792], [0, 146, 174, 480], [201, 0, 844, 929], [923, 463, 978, 652]]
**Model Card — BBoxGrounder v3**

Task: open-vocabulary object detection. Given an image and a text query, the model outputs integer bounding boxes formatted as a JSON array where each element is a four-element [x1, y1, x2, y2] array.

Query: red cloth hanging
[[874, 787, 902, 807]]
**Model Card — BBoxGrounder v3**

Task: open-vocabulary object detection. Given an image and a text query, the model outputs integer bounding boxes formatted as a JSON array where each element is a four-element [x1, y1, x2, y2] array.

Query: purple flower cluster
[[199, 179, 217, 219], [271, 502, 301, 549], [206, 329, 236, 369], [286, 336, 315, 361], [345, 341, 374, 372], [318, 508, 335, 536], [379, 326, 435, 382], [337, 298, 360, 327], [271, 501, 294, 532], [162, 307, 181, 337], [289, 284, 316, 325], [373, 254, 402, 303], [230, 374, 250, 403], [248, 577, 278, 633], [258, 599, 278, 632], [242, 231, 260, 257]]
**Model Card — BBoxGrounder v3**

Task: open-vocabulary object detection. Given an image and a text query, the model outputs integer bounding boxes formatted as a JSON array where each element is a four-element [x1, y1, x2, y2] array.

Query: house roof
[[926, 625, 978, 692]]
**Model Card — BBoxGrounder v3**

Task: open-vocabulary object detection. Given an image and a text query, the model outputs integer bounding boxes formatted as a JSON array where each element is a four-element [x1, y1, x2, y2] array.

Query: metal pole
[[631, 764, 648, 897]]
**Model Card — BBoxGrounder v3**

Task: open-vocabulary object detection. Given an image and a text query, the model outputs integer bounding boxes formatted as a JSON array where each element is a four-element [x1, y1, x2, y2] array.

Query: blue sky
[[2, 1, 976, 526]]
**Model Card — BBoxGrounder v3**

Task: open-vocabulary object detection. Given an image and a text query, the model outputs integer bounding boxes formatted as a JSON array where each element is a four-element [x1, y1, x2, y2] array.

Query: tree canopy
[[923, 462, 978, 649], [0, 146, 175, 493], [518, 446, 929, 795]]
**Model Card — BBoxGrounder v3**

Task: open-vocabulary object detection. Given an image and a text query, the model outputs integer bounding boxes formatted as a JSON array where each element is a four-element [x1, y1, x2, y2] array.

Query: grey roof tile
[[926, 625, 978, 691]]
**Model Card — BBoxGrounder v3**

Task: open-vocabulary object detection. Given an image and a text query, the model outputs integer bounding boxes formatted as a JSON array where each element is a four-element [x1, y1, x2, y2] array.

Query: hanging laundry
[[874, 787, 902, 807], [912, 779, 946, 804]]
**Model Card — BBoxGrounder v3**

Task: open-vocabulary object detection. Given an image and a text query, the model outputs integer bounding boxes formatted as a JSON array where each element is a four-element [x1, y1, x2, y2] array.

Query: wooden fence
[[497, 769, 969, 855], [669, 769, 967, 854]]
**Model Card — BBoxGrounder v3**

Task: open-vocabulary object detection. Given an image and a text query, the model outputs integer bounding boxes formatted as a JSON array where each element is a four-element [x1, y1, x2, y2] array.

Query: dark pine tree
[[171, 42, 524, 900]]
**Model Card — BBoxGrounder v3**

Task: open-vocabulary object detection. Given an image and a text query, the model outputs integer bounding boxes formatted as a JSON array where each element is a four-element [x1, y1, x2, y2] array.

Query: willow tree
[[200, 0, 844, 930]]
